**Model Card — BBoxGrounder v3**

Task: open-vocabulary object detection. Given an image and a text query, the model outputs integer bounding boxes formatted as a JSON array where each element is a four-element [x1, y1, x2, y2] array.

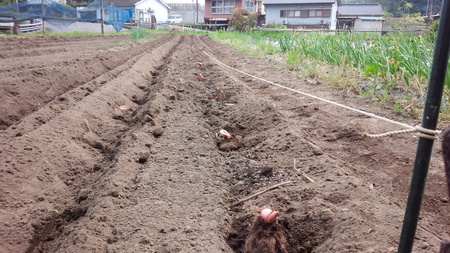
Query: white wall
[[136, 0, 169, 23], [354, 19, 383, 31], [329, 2, 337, 30]]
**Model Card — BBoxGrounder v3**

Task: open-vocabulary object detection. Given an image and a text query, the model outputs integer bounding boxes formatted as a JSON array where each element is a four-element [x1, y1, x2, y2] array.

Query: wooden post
[[100, 0, 104, 35], [41, 0, 45, 33]]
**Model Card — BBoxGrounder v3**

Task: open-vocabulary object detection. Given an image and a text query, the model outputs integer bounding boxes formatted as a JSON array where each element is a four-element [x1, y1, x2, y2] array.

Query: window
[[300, 10, 308, 17], [280, 10, 308, 18], [309, 10, 322, 17], [322, 9, 331, 17], [309, 9, 331, 17], [212, 0, 235, 14], [246, 1, 253, 12], [281, 9, 331, 18]]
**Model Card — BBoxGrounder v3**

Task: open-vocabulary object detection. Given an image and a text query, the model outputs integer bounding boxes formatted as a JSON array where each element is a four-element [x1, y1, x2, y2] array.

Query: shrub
[[229, 8, 257, 32]]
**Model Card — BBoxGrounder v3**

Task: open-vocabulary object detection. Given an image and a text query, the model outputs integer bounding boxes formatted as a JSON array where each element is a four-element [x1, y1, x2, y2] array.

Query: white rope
[[193, 36, 440, 140], [363, 125, 441, 140]]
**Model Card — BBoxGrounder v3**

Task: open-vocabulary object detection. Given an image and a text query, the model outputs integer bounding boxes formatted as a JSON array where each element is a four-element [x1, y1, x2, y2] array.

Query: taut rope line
[[193, 36, 441, 140]]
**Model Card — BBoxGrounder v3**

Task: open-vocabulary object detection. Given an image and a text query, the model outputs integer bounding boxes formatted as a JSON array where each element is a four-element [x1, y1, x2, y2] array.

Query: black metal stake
[[397, 0, 450, 252]]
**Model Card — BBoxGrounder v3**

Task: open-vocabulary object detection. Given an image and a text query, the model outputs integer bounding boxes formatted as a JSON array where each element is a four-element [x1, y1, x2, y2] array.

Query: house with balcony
[[204, 0, 264, 25]]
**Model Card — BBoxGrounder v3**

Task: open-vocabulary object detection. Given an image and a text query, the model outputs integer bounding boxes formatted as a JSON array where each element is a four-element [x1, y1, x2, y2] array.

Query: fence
[[0, 19, 42, 34], [0, 0, 132, 32], [20, 19, 43, 33]]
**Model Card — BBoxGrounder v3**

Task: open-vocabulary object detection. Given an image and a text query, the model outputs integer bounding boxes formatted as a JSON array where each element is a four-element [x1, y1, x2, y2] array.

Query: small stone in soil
[[138, 151, 150, 163], [152, 127, 164, 137]]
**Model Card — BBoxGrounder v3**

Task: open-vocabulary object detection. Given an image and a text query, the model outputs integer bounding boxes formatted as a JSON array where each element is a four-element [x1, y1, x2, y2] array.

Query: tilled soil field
[[0, 34, 448, 253]]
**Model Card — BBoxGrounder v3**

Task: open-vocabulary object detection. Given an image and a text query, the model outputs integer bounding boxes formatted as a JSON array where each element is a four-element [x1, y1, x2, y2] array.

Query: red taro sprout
[[219, 129, 232, 139], [260, 208, 279, 223]]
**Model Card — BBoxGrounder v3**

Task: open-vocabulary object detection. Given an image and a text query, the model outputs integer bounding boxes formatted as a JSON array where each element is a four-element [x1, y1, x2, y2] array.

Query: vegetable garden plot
[[0, 34, 448, 253]]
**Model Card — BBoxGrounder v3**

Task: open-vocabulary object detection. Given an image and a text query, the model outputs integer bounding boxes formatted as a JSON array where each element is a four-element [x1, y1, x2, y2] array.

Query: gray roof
[[103, 0, 139, 7], [338, 4, 384, 16], [264, 0, 335, 5]]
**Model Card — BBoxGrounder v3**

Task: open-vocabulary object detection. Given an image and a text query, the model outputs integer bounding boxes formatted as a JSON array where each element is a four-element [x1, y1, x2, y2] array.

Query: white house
[[135, 0, 171, 24], [104, 0, 171, 25], [263, 0, 384, 30], [264, 0, 338, 29]]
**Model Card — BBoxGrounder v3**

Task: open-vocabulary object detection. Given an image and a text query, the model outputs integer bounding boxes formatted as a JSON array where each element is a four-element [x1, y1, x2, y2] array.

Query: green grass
[[281, 32, 436, 91], [131, 27, 147, 40]]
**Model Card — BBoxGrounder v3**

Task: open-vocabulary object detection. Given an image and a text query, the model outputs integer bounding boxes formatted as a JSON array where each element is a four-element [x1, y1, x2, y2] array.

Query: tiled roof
[[264, 0, 335, 5], [103, 0, 139, 7], [338, 4, 384, 16]]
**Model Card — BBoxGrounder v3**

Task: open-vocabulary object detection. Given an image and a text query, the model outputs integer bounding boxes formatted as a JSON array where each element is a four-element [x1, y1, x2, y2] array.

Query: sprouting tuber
[[244, 208, 288, 253]]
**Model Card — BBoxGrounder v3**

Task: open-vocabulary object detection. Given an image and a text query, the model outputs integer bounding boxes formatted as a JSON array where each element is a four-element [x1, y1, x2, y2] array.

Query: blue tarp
[[0, 0, 133, 32]]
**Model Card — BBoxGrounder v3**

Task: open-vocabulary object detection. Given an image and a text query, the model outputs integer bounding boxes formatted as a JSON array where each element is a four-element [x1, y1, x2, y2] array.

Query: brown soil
[[0, 34, 448, 253]]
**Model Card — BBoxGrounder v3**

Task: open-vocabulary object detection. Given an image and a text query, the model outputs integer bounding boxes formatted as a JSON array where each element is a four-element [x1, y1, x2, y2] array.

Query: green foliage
[[384, 11, 395, 18], [265, 23, 287, 29], [0, 0, 26, 7], [131, 27, 146, 40], [278, 33, 298, 52], [398, 1, 413, 15], [0, 29, 11, 35], [394, 101, 404, 114], [342, 0, 442, 17], [286, 53, 301, 70], [429, 20, 439, 33], [277, 32, 437, 91], [211, 31, 438, 91], [385, 17, 426, 31], [229, 8, 257, 32]]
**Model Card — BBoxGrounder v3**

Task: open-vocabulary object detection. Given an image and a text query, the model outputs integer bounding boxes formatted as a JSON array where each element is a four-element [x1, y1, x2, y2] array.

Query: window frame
[[212, 0, 236, 14], [280, 9, 332, 18], [246, 1, 254, 12]]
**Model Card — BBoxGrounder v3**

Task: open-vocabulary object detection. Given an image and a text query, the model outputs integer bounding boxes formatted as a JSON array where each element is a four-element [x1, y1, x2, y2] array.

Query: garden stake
[[398, 0, 450, 252]]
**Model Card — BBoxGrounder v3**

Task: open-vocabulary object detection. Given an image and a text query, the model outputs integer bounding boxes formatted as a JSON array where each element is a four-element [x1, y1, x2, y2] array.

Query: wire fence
[[0, 0, 132, 32]]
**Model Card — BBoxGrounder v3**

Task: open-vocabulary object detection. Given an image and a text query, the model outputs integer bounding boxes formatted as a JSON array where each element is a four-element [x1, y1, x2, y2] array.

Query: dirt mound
[[0, 34, 448, 253]]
